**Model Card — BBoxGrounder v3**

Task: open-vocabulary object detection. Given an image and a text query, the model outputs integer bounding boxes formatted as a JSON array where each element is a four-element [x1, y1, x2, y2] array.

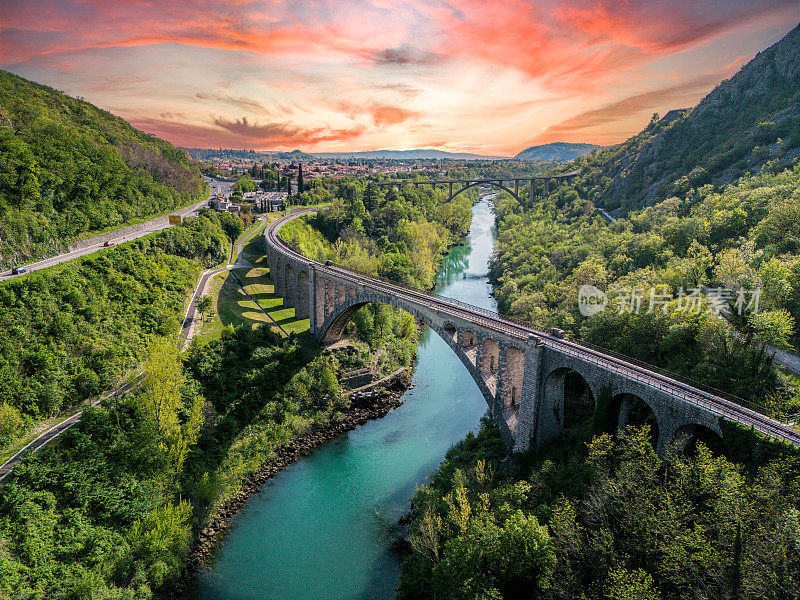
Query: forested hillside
[[0, 211, 229, 446], [559, 23, 800, 212], [284, 178, 474, 290], [0, 72, 206, 269]]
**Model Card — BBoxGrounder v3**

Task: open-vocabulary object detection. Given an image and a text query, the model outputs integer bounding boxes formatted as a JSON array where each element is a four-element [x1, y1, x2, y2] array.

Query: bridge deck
[[266, 207, 800, 448]]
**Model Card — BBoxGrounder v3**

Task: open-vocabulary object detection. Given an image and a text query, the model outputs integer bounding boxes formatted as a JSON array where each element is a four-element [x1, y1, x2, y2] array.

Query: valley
[[1, 15, 800, 600]]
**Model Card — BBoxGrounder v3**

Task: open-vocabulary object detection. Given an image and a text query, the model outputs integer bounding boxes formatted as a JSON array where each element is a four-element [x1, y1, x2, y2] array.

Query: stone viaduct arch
[[263, 208, 800, 456]]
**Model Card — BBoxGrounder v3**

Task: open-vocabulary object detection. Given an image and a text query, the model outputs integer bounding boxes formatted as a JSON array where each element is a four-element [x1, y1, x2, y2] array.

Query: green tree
[[197, 294, 213, 321], [297, 164, 304, 195]]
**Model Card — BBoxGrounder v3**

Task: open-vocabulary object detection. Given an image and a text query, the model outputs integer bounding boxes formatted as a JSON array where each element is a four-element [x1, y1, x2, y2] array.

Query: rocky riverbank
[[177, 374, 413, 589]]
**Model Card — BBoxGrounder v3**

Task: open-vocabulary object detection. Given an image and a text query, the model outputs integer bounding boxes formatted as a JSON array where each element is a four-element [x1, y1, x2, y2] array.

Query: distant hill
[[561, 23, 800, 211], [311, 149, 504, 160], [0, 71, 206, 268], [514, 142, 603, 161], [272, 149, 317, 161]]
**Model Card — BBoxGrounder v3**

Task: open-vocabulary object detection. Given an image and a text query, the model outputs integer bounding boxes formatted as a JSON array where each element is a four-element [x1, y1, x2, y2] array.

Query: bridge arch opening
[[460, 330, 477, 348], [545, 368, 595, 434], [460, 330, 478, 367], [612, 392, 659, 447], [449, 181, 520, 204], [442, 322, 457, 341], [670, 424, 724, 456]]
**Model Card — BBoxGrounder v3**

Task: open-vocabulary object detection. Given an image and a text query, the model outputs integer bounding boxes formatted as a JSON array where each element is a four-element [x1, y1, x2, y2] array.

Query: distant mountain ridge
[[514, 142, 603, 161], [562, 23, 800, 211]]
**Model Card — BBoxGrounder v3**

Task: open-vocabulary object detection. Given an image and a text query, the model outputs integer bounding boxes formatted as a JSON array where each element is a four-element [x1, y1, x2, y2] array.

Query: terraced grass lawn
[[195, 264, 310, 344]]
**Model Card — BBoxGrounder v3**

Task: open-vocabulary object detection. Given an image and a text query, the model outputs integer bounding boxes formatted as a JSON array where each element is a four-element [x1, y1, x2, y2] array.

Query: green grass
[[194, 263, 310, 344]]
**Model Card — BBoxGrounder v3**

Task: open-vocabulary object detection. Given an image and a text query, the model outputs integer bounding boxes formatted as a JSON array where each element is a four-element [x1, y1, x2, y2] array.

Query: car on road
[[11, 267, 28, 275], [103, 241, 115, 247]]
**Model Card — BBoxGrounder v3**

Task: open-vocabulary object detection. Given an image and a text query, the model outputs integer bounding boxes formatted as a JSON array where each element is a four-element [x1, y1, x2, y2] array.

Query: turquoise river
[[198, 195, 498, 599]]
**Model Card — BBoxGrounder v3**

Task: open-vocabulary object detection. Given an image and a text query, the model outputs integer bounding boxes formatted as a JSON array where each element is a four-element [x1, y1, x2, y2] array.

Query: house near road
[[210, 195, 230, 212]]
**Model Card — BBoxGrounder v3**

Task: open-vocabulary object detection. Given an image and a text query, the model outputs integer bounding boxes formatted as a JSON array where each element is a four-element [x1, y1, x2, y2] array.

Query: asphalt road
[[0, 375, 142, 481], [0, 175, 232, 282]]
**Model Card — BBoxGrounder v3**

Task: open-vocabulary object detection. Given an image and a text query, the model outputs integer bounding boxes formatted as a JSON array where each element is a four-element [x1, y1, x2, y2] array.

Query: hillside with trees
[[0, 211, 229, 447], [514, 142, 602, 162], [557, 23, 800, 213], [0, 72, 207, 269]]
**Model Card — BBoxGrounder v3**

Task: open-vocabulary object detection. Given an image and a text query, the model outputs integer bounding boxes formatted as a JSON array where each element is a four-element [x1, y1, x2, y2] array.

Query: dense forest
[[399, 418, 800, 600], [489, 164, 800, 416], [286, 178, 474, 289], [553, 24, 800, 212], [0, 324, 369, 599], [0, 72, 207, 269], [0, 211, 229, 446]]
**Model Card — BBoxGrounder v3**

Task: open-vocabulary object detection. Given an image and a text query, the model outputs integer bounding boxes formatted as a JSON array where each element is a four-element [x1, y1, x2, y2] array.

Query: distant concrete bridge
[[264, 207, 800, 455], [372, 170, 580, 204]]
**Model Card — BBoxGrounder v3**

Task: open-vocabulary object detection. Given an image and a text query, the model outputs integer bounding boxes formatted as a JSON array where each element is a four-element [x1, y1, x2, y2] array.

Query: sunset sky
[[2, 1, 799, 156]]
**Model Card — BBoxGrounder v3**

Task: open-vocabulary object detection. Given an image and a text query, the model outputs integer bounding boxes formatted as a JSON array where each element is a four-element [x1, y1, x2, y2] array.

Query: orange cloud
[[129, 114, 367, 149], [535, 72, 725, 142], [2, 0, 798, 153]]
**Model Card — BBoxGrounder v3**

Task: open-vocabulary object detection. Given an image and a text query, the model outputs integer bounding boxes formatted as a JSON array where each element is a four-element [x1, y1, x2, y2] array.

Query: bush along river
[[196, 194, 499, 600]]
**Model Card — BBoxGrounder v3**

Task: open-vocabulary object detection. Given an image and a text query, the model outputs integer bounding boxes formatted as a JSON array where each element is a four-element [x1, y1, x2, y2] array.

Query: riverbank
[[176, 372, 412, 591], [194, 195, 495, 600]]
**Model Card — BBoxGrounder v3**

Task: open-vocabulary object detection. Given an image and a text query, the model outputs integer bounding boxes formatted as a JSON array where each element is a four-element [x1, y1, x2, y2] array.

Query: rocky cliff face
[[575, 23, 800, 211]]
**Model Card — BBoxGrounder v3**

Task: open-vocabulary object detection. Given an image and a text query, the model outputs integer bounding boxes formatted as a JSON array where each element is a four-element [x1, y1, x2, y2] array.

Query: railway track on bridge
[[266, 207, 800, 448]]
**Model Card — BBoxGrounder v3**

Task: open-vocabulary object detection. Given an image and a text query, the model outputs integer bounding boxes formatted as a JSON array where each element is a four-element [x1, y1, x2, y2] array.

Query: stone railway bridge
[[265, 207, 800, 454]]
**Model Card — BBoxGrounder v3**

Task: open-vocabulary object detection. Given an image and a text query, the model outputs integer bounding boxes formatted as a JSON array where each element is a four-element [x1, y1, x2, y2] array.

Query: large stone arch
[[297, 271, 310, 319], [538, 366, 596, 446], [315, 293, 512, 435]]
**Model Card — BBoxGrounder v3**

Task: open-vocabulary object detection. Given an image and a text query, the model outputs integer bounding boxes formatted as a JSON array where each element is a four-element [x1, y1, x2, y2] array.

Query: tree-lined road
[[1, 176, 231, 281]]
